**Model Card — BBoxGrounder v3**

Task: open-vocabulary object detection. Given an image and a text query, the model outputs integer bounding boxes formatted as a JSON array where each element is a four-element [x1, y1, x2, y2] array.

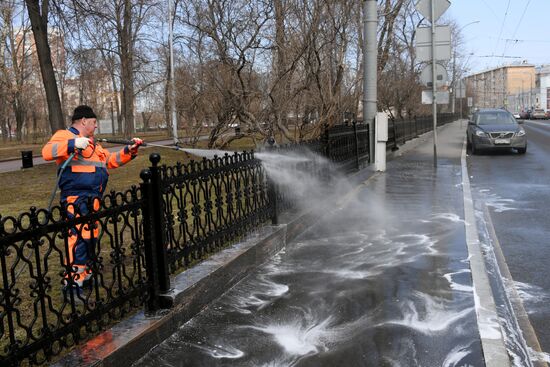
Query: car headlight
[[475, 130, 487, 137], [516, 129, 526, 137]]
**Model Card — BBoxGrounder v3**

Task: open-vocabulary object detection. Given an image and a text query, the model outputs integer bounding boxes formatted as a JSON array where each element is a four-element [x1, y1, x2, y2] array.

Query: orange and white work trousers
[[62, 194, 100, 288]]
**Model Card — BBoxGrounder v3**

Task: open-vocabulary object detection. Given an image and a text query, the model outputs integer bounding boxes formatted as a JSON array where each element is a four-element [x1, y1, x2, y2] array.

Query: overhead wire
[[501, 0, 533, 61], [493, 0, 511, 65]]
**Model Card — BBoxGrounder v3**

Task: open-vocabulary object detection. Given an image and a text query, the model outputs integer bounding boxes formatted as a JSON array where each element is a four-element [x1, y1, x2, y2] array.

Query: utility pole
[[363, 0, 377, 164], [168, 0, 178, 145], [431, 0, 438, 167]]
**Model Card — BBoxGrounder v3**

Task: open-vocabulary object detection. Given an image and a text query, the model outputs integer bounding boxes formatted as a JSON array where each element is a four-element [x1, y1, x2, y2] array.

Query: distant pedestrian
[[42, 105, 143, 299]]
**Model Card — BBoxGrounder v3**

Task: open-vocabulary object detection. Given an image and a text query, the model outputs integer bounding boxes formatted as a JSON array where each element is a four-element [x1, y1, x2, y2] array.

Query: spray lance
[[95, 138, 189, 152]]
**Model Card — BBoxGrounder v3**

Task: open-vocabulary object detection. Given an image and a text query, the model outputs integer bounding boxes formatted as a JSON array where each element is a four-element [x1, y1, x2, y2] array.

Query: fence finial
[[149, 153, 161, 166]]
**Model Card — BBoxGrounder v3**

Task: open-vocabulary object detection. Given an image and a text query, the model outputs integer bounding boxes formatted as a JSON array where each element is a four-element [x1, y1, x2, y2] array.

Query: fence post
[[353, 121, 360, 170], [267, 178, 278, 225], [265, 145, 279, 225], [323, 125, 331, 160], [392, 119, 398, 150], [140, 153, 171, 312]]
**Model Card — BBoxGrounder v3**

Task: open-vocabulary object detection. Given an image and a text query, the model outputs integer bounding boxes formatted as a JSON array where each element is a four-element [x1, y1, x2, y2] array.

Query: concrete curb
[[461, 137, 511, 366]]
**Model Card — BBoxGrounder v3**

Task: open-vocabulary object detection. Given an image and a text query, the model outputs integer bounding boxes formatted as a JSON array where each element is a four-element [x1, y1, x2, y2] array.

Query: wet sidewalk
[[131, 121, 508, 367], [58, 121, 512, 367]]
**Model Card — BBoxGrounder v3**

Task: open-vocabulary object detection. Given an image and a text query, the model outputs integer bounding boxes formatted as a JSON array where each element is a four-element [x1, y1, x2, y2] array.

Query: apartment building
[[464, 64, 536, 113], [535, 65, 550, 111]]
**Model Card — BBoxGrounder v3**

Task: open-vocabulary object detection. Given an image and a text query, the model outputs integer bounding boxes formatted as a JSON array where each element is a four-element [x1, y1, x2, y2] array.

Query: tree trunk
[[25, 0, 64, 133], [120, 0, 134, 136], [12, 94, 26, 141], [164, 64, 171, 136]]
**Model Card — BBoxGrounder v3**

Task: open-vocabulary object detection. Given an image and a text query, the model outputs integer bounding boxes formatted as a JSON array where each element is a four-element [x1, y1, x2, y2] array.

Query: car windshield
[[476, 111, 516, 125]]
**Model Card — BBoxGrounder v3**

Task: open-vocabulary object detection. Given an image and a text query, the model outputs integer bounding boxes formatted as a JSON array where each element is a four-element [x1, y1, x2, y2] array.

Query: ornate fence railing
[[0, 188, 146, 366], [139, 152, 274, 308], [0, 114, 459, 365]]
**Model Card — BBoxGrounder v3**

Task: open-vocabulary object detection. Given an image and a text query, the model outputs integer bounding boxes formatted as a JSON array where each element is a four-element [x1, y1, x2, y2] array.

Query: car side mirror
[[468, 120, 475, 125], [517, 119, 524, 124]]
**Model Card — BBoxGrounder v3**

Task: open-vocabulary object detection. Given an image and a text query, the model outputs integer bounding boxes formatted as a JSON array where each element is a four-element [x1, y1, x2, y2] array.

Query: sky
[[445, 0, 550, 74]]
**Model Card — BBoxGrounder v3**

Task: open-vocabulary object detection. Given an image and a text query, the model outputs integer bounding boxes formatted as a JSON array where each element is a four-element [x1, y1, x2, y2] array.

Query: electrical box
[[376, 113, 388, 142]]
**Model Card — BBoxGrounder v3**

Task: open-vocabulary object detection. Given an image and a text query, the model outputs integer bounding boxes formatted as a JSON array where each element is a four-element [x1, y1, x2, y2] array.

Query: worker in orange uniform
[[42, 105, 143, 300]]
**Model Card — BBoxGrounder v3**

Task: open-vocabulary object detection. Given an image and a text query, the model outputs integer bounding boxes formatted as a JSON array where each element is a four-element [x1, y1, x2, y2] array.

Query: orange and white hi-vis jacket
[[42, 127, 135, 198]]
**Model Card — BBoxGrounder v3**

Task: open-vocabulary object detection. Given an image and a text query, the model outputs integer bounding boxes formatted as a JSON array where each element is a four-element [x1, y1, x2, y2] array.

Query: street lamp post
[[453, 21, 479, 117], [168, 0, 178, 145]]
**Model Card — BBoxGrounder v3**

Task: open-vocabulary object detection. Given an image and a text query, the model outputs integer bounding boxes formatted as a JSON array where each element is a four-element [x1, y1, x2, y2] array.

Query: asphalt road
[[467, 119, 550, 357]]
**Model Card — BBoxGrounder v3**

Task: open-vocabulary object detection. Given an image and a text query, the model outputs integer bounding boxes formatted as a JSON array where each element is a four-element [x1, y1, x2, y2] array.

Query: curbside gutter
[[461, 138, 511, 367], [482, 204, 548, 367]]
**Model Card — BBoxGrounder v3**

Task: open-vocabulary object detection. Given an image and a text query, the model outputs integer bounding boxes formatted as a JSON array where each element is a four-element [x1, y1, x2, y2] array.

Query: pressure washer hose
[[47, 151, 77, 211]]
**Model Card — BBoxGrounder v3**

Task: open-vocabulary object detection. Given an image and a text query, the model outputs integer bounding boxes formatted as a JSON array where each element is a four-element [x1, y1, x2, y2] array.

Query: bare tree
[[25, 0, 64, 132], [66, 0, 156, 136]]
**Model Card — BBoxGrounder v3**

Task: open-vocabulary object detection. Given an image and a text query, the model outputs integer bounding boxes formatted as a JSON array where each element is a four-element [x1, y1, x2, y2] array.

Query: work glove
[[129, 138, 143, 155], [75, 137, 92, 150]]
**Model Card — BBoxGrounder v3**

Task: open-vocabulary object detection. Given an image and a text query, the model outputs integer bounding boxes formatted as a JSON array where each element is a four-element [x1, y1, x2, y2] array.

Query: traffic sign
[[456, 80, 466, 98], [420, 63, 448, 87], [422, 90, 450, 105], [415, 0, 451, 23], [416, 26, 451, 62]]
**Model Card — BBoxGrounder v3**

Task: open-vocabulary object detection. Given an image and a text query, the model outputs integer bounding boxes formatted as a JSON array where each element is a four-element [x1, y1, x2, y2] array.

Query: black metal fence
[[140, 152, 273, 309], [324, 122, 370, 173], [0, 114, 458, 365], [388, 113, 459, 149], [0, 189, 146, 366]]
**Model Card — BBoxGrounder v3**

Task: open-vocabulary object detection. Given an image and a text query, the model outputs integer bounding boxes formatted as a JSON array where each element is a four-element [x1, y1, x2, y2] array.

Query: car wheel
[[517, 147, 526, 154], [466, 138, 472, 153]]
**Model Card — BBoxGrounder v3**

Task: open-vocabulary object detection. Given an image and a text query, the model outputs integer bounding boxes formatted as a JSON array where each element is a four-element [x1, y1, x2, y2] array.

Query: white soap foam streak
[[421, 212, 465, 223], [222, 272, 289, 314], [443, 268, 474, 293], [528, 347, 550, 364], [132, 332, 244, 366], [193, 342, 245, 359], [248, 316, 333, 356], [476, 188, 517, 212], [513, 280, 550, 314], [442, 342, 478, 367], [245, 310, 374, 359], [381, 291, 475, 334], [284, 232, 439, 282]]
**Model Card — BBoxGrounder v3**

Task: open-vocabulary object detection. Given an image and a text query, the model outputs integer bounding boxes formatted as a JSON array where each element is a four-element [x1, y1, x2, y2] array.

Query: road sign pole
[[431, 0, 438, 167]]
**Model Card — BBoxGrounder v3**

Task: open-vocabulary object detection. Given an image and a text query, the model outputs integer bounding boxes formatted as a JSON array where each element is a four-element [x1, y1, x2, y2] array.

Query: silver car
[[467, 109, 527, 154], [530, 108, 546, 120]]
